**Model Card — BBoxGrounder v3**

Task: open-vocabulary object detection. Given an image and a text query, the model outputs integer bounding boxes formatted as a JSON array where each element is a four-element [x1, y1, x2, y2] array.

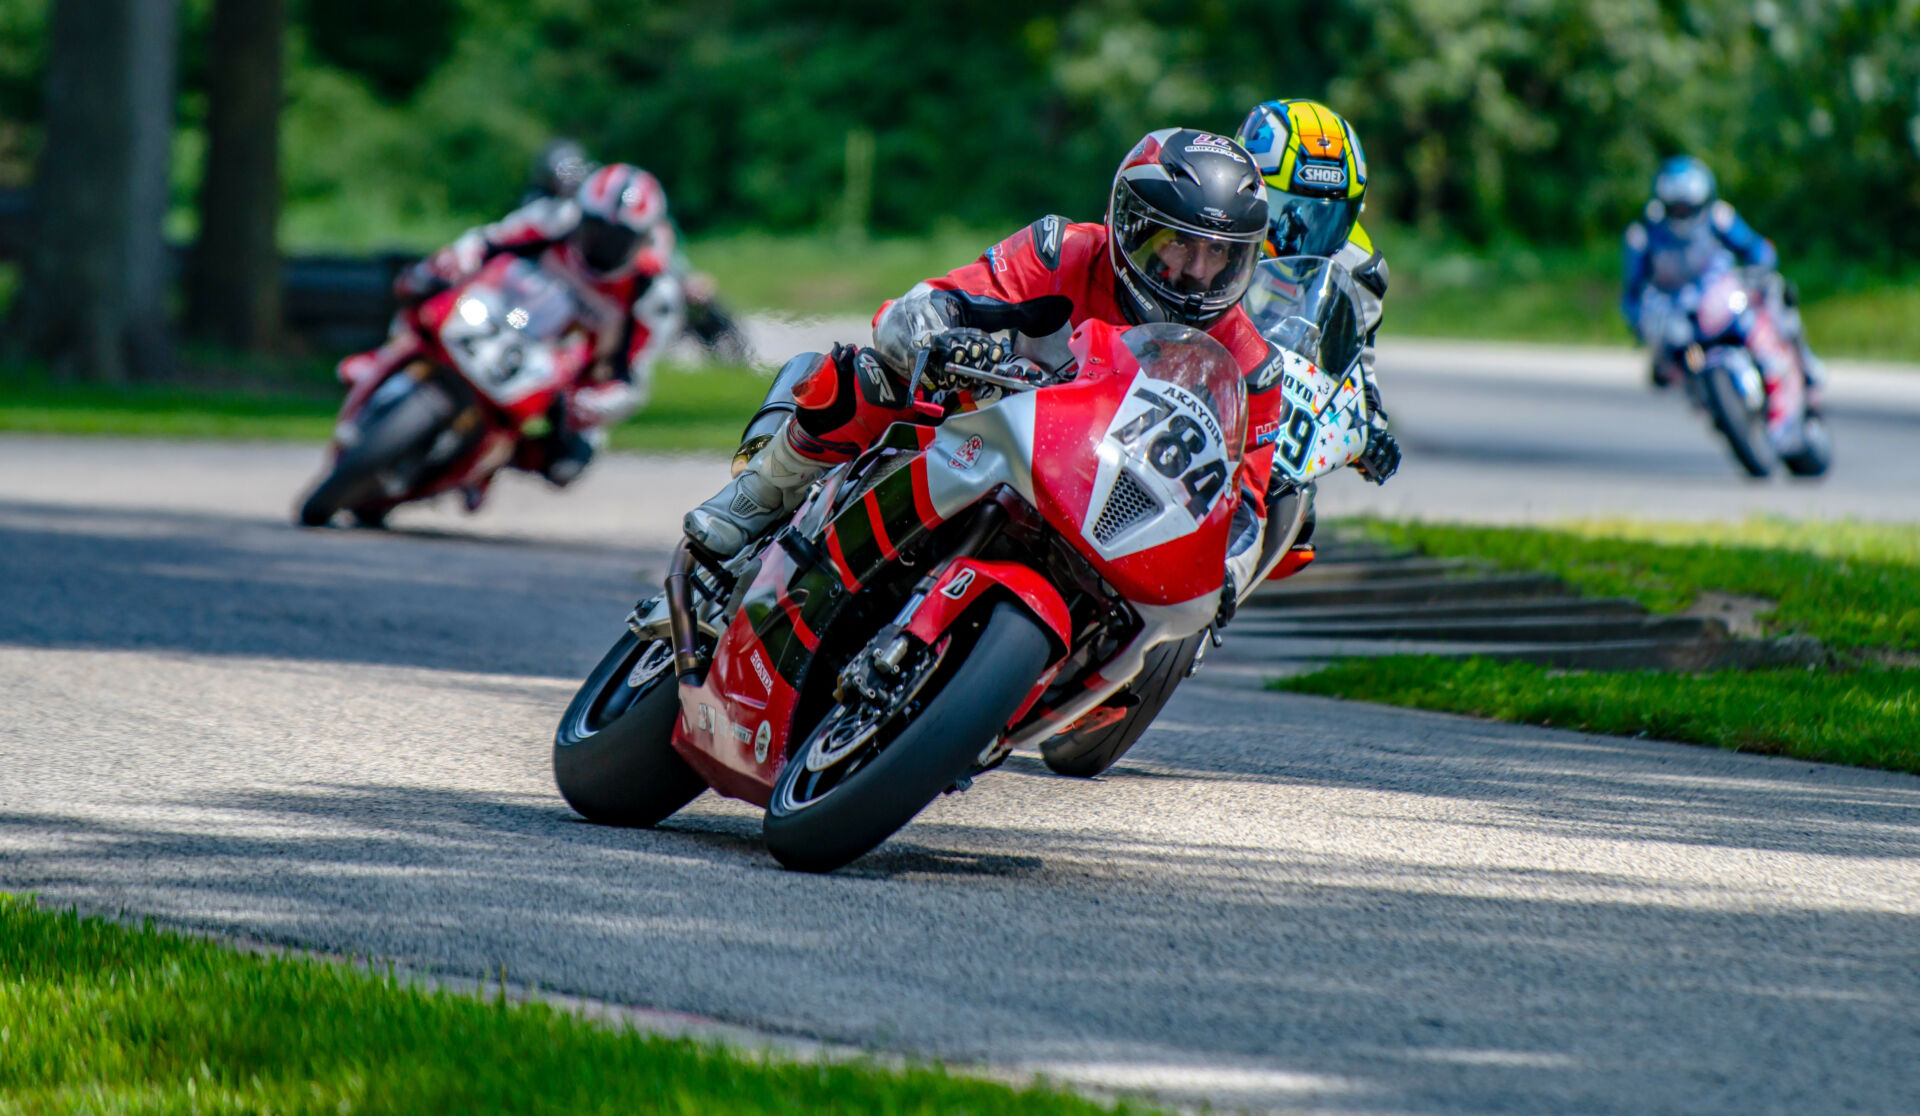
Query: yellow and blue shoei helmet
[[1234, 99, 1367, 259]]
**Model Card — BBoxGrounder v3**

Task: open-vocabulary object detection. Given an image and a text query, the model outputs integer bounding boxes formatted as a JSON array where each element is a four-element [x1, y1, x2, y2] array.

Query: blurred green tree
[[187, 0, 286, 351], [7, 0, 179, 383]]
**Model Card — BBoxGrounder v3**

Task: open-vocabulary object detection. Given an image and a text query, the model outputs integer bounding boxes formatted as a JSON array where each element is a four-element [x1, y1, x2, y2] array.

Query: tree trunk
[[8, 0, 180, 383], [186, 0, 285, 351]]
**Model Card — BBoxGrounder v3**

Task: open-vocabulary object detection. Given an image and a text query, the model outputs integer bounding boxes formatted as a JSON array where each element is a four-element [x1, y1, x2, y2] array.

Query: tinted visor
[[574, 216, 643, 274], [1113, 188, 1260, 324], [1265, 189, 1361, 258], [1664, 200, 1703, 222]]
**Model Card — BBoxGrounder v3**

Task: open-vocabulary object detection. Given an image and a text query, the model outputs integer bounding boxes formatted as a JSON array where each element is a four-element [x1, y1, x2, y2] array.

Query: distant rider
[[391, 163, 685, 489], [1234, 98, 1401, 486], [522, 138, 747, 362], [1622, 155, 1823, 408], [684, 129, 1290, 619]]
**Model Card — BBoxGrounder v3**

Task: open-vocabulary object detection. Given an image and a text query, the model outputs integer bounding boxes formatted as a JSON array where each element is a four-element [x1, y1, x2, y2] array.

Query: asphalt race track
[[4, 340, 1920, 1115]]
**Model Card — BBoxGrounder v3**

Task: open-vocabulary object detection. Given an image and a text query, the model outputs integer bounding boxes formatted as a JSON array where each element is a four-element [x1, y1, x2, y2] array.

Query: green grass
[[688, 226, 999, 318], [1275, 657, 1920, 773], [1276, 519, 1920, 773], [0, 895, 1138, 1115], [1362, 517, 1920, 652], [0, 362, 770, 454]]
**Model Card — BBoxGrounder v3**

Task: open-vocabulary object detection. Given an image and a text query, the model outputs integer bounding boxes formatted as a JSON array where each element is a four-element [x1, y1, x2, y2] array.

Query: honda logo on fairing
[[1296, 164, 1347, 187]]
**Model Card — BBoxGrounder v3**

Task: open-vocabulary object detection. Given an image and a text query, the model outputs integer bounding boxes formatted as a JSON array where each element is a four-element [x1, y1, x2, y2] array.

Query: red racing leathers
[[781, 216, 1286, 590]]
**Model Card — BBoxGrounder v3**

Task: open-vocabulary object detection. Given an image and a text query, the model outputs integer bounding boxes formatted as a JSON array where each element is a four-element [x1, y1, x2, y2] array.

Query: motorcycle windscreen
[[1242, 255, 1361, 380], [1076, 323, 1246, 566], [1243, 256, 1371, 482], [492, 259, 581, 340]]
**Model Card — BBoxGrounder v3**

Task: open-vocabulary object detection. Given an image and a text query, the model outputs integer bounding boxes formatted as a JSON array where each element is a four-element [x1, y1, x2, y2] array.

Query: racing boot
[[683, 422, 827, 559]]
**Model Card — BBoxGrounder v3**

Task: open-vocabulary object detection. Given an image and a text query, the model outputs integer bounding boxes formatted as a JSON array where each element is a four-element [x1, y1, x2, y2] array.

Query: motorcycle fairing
[[906, 558, 1072, 652], [436, 256, 585, 418], [669, 441, 970, 803]]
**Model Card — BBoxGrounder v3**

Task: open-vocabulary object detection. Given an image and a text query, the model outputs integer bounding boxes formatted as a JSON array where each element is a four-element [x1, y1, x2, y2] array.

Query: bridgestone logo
[[1296, 164, 1347, 187]]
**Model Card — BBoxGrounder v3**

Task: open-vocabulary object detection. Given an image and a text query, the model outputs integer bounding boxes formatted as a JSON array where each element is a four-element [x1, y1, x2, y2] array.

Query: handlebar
[[907, 346, 1063, 398]]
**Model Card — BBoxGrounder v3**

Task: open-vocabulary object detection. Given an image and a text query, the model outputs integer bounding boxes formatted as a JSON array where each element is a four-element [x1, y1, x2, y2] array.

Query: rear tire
[[764, 601, 1052, 873], [1040, 631, 1204, 778], [554, 631, 707, 827], [1701, 364, 1773, 478], [297, 381, 452, 527]]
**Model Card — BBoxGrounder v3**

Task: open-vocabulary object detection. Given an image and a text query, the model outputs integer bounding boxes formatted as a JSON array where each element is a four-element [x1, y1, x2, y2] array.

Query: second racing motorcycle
[[555, 312, 1256, 872], [297, 255, 596, 527], [1035, 254, 1382, 778]]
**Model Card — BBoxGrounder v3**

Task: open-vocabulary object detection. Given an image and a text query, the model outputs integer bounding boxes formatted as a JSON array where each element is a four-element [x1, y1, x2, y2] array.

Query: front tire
[[1040, 631, 1204, 778], [1700, 363, 1773, 478], [554, 631, 707, 827], [298, 380, 454, 527], [763, 601, 1052, 873]]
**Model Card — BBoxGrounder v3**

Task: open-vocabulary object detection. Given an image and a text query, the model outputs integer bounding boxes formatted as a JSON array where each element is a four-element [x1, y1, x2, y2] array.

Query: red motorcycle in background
[[297, 255, 595, 527], [554, 316, 1256, 872]]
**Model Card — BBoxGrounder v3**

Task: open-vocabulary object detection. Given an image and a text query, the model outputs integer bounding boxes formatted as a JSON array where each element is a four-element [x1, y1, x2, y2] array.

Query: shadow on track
[[0, 498, 664, 677]]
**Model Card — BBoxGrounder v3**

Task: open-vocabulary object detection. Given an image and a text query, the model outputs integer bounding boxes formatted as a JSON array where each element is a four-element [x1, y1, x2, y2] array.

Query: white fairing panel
[[1271, 351, 1368, 484], [1082, 373, 1232, 561], [440, 288, 564, 407], [922, 392, 1038, 519]]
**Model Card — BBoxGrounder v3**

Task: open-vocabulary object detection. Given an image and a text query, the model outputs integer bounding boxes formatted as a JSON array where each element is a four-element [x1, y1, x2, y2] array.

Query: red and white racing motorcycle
[[554, 314, 1259, 871], [297, 255, 595, 527], [1030, 254, 1383, 778]]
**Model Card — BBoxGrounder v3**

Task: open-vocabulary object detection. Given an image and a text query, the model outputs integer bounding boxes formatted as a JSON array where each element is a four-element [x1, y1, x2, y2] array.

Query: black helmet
[[530, 138, 597, 200], [1107, 128, 1269, 329]]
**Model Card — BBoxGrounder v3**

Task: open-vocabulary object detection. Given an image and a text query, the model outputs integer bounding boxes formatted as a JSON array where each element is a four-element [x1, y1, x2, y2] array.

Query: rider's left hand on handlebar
[[1354, 429, 1401, 486]]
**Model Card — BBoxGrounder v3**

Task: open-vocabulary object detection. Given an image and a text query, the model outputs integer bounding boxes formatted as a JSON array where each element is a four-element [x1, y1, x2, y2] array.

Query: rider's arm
[[404, 197, 577, 295], [1621, 221, 1652, 336], [574, 271, 686, 429], [1712, 201, 1778, 270], [872, 217, 1070, 375]]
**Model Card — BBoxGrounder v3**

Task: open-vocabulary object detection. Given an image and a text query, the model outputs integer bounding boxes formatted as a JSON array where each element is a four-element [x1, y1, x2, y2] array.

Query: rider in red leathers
[[685, 129, 1286, 620], [375, 163, 685, 490]]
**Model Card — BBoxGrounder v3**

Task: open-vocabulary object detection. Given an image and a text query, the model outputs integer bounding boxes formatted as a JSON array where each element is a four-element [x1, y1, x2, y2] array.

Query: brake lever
[[944, 358, 1056, 393]]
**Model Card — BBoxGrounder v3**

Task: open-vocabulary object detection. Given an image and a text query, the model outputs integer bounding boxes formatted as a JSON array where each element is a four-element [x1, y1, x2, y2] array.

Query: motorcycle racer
[[684, 128, 1286, 616], [390, 163, 685, 488], [1234, 98, 1400, 488], [1623, 155, 1822, 398], [520, 138, 749, 363]]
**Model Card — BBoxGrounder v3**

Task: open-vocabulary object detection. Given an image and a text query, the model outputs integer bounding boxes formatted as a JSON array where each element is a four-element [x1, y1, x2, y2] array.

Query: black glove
[[1353, 429, 1401, 485], [927, 328, 1010, 372]]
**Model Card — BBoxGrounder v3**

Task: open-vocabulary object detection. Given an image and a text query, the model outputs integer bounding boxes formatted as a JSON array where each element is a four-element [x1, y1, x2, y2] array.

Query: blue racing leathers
[[1621, 199, 1776, 343]]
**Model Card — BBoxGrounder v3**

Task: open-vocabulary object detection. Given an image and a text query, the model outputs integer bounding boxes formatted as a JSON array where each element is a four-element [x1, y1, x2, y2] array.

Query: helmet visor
[[1113, 188, 1261, 323], [1265, 189, 1361, 258], [574, 216, 643, 274]]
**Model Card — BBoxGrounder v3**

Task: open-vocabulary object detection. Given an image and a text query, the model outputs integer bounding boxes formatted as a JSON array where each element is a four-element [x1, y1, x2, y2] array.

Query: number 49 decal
[[1112, 387, 1228, 517]]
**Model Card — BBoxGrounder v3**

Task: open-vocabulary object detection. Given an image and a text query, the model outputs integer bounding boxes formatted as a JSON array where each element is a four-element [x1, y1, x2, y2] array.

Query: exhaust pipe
[[664, 540, 706, 685]]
